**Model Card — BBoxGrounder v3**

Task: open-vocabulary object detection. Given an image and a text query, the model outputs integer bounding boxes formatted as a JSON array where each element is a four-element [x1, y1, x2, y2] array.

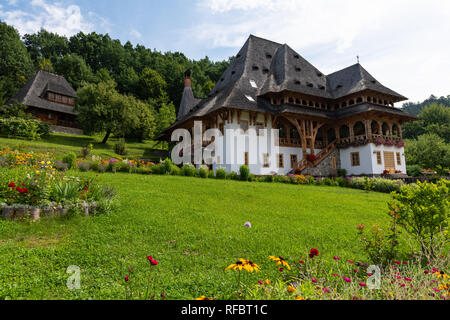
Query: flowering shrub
[[306, 154, 317, 163]]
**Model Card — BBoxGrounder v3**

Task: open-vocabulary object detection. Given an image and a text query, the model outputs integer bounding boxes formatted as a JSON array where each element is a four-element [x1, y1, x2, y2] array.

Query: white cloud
[[130, 28, 142, 39], [0, 0, 95, 36], [193, 0, 450, 102]]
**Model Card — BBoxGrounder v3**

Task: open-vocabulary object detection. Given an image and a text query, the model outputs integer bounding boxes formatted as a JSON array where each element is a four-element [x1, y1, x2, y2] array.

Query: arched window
[[392, 124, 400, 137], [327, 128, 336, 142], [371, 121, 380, 134], [340, 125, 350, 139], [382, 123, 390, 136], [277, 123, 287, 138], [354, 121, 365, 136], [357, 97, 363, 103], [290, 126, 300, 140]]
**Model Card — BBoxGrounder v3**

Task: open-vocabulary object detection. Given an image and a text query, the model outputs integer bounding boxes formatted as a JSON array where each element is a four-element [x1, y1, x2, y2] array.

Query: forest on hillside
[[0, 20, 230, 142]]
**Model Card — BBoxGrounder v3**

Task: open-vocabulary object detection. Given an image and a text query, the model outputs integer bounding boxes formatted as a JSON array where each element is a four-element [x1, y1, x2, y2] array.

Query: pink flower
[[403, 261, 408, 265], [367, 273, 373, 277], [347, 260, 354, 264], [404, 277, 412, 282], [258, 281, 264, 285], [394, 261, 401, 265], [353, 269, 358, 274], [392, 266, 398, 270], [399, 283, 406, 287], [333, 256, 340, 261], [343, 277, 352, 283], [322, 288, 330, 293], [278, 267, 284, 272], [332, 273, 338, 277], [124, 276, 130, 282], [433, 288, 440, 292], [312, 279, 317, 283], [424, 270, 429, 275], [359, 283, 366, 287]]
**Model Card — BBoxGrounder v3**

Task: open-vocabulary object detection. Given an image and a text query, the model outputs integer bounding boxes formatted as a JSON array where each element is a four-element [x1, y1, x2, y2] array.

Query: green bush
[[337, 169, 347, 177], [407, 165, 422, 177], [62, 152, 77, 170], [78, 162, 90, 172], [226, 171, 238, 180], [161, 158, 173, 175], [215, 167, 227, 179], [0, 117, 46, 140], [170, 165, 181, 176], [208, 170, 215, 179], [239, 165, 250, 181], [114, 138, 127, 156], [181, 164, 196, 177], [389, 179, 449, 257], [150, 164, 163, 175], [198, 166, 209, 179]]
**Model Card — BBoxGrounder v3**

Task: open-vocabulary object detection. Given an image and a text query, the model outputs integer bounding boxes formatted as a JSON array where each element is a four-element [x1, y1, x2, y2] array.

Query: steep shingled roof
[[162, 35, 411, 138], [8, 70, 78, 115], [327, 63, 407, 101]]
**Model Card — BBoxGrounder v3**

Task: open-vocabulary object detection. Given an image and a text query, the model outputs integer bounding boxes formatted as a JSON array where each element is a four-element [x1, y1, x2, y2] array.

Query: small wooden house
[[9, 70, 82, 134]]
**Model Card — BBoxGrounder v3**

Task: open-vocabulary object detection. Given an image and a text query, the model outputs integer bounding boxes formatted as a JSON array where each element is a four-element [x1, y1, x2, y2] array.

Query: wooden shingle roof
[[8, 70, 78, 115]]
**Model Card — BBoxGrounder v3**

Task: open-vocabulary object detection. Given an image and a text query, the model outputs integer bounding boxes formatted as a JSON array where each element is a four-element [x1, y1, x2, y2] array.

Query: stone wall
[[302, 149, 341, 177], [50, 125, 84, 135]]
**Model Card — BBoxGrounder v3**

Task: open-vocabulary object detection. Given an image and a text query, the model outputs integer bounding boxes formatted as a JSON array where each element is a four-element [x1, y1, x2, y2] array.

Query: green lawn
[[0, 133, 166, 160], [0, 173, 397, 300]]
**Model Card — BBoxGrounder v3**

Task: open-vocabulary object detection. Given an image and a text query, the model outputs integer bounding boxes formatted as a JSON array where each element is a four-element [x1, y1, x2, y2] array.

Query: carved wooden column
[[349, 122, 355, 142], [335, 127, 340, 142], [365, 120, 372, 139]]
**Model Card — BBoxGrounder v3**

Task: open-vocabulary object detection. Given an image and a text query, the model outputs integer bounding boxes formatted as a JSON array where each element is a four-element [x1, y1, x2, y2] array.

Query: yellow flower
[[269, 256, 291, 270], [264, 279, 271, 285], [241, 260, 260, 272], [434, 272, 449, 280], [226, 259, 246, 271], [287, 285, 296, 293], [36, 170, 40, 174], [195, 296, 213, 300], [296, 296, 305, 300]]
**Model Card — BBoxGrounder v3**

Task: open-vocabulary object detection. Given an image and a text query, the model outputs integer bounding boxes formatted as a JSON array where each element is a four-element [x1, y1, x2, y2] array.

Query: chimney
[[184, 69, 191, 88]]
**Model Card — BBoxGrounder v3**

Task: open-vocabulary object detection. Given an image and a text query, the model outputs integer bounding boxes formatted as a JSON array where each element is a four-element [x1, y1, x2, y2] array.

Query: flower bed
[[0, 164, 116, 221]]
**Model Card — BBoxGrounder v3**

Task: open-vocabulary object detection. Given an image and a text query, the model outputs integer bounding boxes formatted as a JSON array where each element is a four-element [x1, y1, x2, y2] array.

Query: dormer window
[[294, 80, 301, 85], [252, 65, 259, 71], [266, 53, 272, 59], [47, 92, 75, 106], [295, 67, 301, 72]]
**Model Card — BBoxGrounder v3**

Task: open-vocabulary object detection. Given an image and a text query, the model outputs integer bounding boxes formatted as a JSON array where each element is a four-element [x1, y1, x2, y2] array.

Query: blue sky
[[1, 0, 450, 103]]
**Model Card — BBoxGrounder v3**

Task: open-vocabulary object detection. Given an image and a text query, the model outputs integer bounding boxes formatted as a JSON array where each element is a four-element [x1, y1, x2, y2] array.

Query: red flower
[[147, 256, 153, 261], [404, 277, 412, 282], [424, 270, 429, 275], [309, 248, 319, 259], [8, 182, 15, 188], [353, 269, 358, 273], [312, 279, 317, 283], [359, 283, 366, 287], [150, 259, 158, 266], [394, 261, 401, 265], [348, 260, 354, 264], [333, 256, 340, 261], [124, 276, 130, 282], [299, 260, 305, 264], [278, 267, 284, 272], [402, 261, 408, 265]]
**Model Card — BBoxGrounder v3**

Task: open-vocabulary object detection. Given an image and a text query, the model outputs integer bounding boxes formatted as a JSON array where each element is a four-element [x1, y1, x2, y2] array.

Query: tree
[[76, 81, 156, 144], [137, 68, 167, 101], [0, 21, 34, 104], [23, 29, 69, 65], [403, 103, 450, 142], [154, 98, 176, 137], [405, 134, 450, 169], [54, 54, 95, 89]]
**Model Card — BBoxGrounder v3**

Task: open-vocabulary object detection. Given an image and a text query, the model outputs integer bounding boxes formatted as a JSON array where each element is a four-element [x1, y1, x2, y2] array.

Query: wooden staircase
[[292, 140, 338, 174]]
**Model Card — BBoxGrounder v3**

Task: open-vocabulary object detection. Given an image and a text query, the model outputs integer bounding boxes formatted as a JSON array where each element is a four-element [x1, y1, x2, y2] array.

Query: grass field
[[0, 133, 166, 160], [0, 172, 400, 300]]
